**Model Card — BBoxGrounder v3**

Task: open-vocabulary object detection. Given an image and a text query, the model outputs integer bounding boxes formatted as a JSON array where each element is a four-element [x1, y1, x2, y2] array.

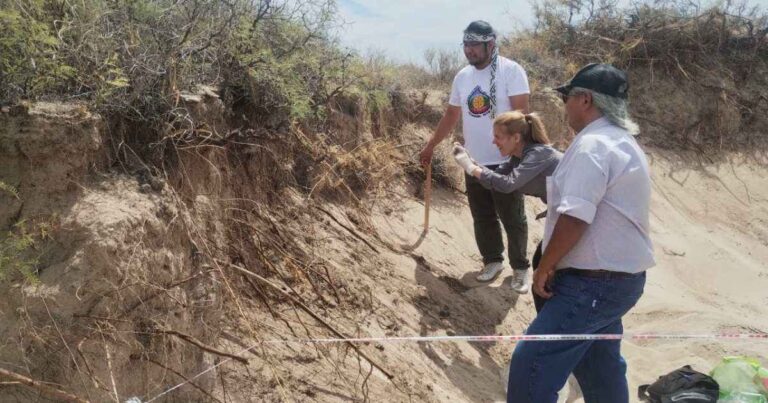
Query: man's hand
[[419, 144, 434, 167], [452, 143, 479, 175], [421, 105, 460, 167], [533, 265, 555, 299], [534, 214, 589, 300]]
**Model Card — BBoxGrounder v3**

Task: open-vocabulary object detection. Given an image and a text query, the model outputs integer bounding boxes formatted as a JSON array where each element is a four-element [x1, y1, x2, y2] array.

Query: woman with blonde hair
[[453, 110, 562, 300]]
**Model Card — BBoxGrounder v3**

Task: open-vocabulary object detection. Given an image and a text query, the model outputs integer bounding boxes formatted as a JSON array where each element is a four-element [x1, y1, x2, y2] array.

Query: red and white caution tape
[[132, 332, 767, 403], [263, 332, 768, 344]]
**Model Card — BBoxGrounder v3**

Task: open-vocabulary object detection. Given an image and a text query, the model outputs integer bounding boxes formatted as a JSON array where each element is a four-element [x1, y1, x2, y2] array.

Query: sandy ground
[[362, 149, 768, 402], [4, 100, 766, 403]]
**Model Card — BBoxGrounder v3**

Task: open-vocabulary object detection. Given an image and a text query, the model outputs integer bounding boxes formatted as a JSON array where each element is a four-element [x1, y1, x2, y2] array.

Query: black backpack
[[638, 365, 720, 402]]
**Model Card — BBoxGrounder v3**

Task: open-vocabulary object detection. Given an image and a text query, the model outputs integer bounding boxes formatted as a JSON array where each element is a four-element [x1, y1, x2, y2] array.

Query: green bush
[[0, 8, 75, 101], [0, 0, 360, 130], [0, 181, 19, 200], [0, 219, 51, 283]]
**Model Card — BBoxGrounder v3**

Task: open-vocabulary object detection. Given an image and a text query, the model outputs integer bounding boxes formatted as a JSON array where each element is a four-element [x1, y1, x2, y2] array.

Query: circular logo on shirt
[[467, 85, 491, 117]]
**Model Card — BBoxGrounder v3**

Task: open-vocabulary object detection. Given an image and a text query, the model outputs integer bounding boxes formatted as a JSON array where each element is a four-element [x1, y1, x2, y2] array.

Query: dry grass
[[503, 1, 768, 157]]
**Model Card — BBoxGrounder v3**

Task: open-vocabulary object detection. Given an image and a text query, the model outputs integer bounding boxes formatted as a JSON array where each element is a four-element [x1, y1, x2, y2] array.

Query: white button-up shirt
[[543, 117, 655, 273]]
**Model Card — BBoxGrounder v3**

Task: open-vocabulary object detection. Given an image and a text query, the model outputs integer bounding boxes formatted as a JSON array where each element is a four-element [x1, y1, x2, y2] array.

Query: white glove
[[452, 142, 479, 175]]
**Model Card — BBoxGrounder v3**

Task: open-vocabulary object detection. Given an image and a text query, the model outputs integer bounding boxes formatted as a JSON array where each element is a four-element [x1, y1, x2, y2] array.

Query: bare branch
[[0, 368, 89, 403]]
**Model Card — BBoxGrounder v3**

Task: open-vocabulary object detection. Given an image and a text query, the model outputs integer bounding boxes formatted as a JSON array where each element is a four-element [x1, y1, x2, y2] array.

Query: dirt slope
[[1, 97, 766, 403], [357, 149, 768, 402]]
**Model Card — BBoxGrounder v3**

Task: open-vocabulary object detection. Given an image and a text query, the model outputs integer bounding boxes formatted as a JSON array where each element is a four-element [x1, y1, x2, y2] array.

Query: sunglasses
[[462, 41, 486, 48], [560, 91, 587, 103]]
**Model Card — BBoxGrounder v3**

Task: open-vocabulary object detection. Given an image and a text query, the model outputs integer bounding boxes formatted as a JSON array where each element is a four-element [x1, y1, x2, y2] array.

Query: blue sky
[[336, 0, 768, 65]]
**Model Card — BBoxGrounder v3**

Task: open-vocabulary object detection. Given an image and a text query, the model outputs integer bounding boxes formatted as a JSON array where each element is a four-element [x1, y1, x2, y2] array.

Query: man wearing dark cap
[[506, 63, 654, 403], [420, 20, 532, 292]]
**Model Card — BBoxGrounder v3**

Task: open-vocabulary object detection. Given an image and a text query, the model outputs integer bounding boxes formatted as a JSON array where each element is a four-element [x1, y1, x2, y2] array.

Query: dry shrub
[[432, 139, 466, 192], [310, 139, 405, 201], [530, 91, 572, 150], [501, 35, 569, 92], [325, 91, 374, 146], [630, 68, 746, 151], [504, 0, 768, 156], [394, 124, 465, 192]]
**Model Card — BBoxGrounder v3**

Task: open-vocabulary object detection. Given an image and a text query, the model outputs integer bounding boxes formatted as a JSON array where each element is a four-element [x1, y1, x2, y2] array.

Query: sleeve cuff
[[556, 196, 597, 224]]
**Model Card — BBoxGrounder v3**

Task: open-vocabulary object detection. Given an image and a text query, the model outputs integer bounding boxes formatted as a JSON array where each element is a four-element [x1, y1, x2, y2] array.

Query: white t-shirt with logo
[[449, 56, 530, 166]]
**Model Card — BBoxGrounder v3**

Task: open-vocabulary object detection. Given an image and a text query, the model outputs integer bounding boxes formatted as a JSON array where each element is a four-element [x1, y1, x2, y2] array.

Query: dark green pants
[[465, 171, 529, 270]]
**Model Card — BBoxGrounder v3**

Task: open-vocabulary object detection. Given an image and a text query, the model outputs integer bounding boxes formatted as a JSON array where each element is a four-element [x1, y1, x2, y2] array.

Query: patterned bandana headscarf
[[463, 32, 499, 118], [463, 32, 495, 43]]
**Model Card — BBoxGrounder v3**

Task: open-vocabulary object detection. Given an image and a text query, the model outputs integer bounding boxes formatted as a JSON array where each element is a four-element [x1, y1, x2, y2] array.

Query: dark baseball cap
[[555, 63, 629, 99], [464, 20, 495, 36]]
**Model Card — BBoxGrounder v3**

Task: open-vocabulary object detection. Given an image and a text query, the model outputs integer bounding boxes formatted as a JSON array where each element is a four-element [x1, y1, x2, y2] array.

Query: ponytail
[[525, 113, 551, 145], [493, 111, 552, 145]]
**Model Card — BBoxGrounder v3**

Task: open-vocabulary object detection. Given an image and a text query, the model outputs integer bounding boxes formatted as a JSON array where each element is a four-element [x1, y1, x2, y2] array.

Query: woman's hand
[[452, 142, 479, 175]]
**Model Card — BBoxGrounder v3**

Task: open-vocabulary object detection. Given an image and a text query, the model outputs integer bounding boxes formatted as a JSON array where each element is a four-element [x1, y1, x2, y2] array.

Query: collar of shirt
[[522, 142, 552, 155], [575, 116, 612, 137], [522, 143, 535, 155]]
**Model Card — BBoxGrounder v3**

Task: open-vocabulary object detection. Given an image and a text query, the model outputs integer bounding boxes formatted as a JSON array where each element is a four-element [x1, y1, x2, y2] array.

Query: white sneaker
[[510, 269, 529, 294], [562, 374, 583, 403], [476, 262, 504, 282]]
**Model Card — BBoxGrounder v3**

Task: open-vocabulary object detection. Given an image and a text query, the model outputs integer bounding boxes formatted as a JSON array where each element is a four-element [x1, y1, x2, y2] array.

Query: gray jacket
[[478, 144, 562, 203]]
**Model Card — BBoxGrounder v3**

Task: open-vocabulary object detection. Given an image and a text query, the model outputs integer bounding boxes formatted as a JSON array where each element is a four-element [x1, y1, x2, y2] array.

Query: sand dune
[[369, 149, 768, 402]]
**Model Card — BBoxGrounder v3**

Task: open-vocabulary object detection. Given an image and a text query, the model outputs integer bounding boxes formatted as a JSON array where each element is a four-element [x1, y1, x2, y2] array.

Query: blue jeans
[[507, 270, 646, 403]]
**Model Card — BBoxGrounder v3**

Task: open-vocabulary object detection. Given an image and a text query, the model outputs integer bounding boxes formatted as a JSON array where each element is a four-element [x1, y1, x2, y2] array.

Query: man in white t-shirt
[[419, 20, 531, 292]]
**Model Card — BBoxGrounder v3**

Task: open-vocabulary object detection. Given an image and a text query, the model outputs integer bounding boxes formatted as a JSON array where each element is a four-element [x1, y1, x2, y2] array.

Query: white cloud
[[336, 0, 535, 64], [335, 0, 768, 64]]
